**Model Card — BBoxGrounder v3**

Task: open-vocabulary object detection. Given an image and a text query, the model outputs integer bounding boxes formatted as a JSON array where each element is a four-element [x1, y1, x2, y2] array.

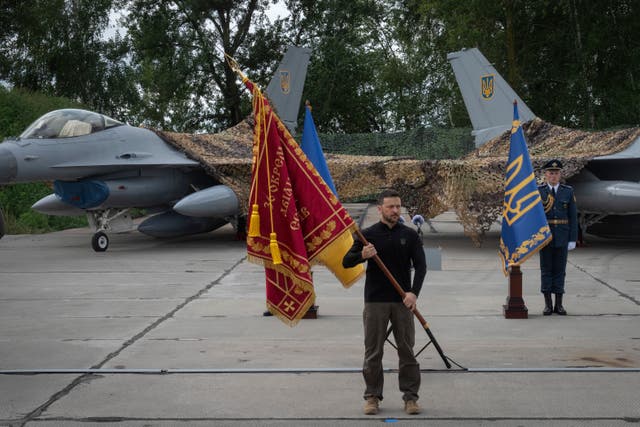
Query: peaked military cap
[[543, 159, 563, 170]]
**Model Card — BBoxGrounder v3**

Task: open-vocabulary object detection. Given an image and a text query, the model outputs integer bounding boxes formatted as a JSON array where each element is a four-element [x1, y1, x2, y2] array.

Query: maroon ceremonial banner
[[243, 78, 363, 325]]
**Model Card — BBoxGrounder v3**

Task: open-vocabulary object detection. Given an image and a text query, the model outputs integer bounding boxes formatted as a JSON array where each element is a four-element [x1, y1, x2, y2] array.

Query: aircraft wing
[[50, 158, 200, 169], [592, 139, 640, 160]]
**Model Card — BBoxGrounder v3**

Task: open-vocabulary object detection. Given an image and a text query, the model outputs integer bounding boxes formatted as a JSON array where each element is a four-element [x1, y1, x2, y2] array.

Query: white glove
[[567, 241, 576, 251]]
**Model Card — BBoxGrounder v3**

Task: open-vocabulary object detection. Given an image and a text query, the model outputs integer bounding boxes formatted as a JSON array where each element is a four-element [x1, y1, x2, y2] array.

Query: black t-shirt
[[343, 221, 427, 302]]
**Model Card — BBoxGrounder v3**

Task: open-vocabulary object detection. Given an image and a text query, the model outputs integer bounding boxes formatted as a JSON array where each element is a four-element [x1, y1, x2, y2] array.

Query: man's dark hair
[[377, 189, 401, 205]]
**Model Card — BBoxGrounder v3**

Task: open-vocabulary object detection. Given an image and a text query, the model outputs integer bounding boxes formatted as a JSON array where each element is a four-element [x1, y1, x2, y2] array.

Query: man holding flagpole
[[343, 189, 426, 416]]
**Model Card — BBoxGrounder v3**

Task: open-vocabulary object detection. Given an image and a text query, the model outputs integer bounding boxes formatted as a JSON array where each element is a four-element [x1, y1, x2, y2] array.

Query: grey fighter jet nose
[[0, 145, 18, 183]]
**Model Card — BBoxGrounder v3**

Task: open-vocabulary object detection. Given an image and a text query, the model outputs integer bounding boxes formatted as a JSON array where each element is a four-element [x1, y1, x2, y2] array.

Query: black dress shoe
[[543, 306, 553, 316]]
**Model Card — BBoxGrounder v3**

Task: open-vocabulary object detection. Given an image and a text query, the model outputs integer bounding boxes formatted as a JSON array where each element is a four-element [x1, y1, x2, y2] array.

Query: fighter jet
[[448, 47, 640, 239], [0, 46, 311, 251]]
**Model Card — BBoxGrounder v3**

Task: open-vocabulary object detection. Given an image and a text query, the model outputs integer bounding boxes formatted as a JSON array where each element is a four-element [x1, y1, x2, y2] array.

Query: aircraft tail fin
[[265, 45, 312, 134], [447, 48, 536, 146]]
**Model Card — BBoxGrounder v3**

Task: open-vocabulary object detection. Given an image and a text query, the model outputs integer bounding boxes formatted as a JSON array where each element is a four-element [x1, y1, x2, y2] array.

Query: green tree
[[286, 0, 394, 132], [124, 0, 287, 132], [285, 0, 470, 132], [422, 0, 640, 129], [0, 0, 139, 121]]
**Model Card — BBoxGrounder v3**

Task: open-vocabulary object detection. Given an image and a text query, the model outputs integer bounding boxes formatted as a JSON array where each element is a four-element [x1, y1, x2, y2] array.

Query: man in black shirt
[[343, 189, 427, 415]]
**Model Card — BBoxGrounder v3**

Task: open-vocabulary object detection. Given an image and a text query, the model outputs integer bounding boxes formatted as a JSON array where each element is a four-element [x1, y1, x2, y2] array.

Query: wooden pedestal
[[503, 265, 528, 319]]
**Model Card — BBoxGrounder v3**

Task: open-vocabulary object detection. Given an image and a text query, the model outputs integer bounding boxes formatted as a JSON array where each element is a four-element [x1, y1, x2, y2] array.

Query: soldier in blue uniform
[[538, 160, 578, 315]]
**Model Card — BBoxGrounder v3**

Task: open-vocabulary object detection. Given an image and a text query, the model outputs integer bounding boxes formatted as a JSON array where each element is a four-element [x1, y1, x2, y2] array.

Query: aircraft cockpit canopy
[[20, 109, 124, 139]]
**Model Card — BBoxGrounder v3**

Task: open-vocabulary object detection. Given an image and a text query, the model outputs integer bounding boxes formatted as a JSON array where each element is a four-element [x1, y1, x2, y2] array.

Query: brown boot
[[363, 397, 379, 415], [404, 400, 421, 415]]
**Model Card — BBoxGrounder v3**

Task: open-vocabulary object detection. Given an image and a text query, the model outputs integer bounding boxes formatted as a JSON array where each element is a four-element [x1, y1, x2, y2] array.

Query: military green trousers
[[362, 302, 420, 402]]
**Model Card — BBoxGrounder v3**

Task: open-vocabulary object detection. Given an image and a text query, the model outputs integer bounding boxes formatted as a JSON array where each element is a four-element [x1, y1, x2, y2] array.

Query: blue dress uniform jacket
[[538, 183, 578, 293], [539, 184, 578, 247]]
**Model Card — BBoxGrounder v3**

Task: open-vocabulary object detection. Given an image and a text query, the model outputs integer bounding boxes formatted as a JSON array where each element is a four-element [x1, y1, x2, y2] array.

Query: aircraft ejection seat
[[59, 120, 92, 137]]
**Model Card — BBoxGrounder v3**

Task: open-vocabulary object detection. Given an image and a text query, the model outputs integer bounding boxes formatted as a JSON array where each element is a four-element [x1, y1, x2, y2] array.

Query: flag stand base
[[303, 305, 318, 319], [385, 323, 458, 369], [302, 272, 318, 319], [503, 265, 528, 318]]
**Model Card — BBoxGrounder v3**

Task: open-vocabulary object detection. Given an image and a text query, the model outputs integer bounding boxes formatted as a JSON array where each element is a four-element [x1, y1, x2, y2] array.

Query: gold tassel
[[248, 204, 261, 237], [270, 232, 282, 265]]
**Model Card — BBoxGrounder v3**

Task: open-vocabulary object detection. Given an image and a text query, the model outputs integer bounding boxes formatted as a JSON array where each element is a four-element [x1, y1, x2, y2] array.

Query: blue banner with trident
[[499, 102, 552, 275]]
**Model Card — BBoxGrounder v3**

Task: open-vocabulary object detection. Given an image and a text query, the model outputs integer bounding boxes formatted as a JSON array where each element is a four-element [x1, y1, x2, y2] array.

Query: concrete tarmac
[[0, 204, 639, 426]]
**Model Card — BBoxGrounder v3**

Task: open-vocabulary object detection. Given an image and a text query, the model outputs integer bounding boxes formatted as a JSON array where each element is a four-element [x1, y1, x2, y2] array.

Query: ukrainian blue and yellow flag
[[300, 102, 338, 195], [499, 102, 552, 275]]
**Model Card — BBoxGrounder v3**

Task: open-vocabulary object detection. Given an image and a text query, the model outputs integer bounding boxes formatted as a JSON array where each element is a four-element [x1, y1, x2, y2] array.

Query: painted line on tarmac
[[15, 255, 248, 426], [571, 261, 640, 306], [2, 367, 639, 375]]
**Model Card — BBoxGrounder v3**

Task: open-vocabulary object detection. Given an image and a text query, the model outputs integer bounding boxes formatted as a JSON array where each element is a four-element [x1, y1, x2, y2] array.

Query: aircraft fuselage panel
[[0, 126, 198, 184], [573, 179, 640, 215], [53, 170, 194, 210]]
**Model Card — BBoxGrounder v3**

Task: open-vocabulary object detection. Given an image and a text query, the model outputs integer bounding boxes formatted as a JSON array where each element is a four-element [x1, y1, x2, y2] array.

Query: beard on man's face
[[382, 212, 399, 224]]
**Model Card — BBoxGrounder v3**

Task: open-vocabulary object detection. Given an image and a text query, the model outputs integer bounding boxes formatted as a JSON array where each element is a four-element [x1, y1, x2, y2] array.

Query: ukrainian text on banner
[[243, 78, 363, 325], [499, 102, 552, 275]]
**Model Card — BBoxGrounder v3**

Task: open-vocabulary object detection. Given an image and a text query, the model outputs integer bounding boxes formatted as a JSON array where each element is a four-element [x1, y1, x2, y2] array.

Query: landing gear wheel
[[92, 231, 109, 252]]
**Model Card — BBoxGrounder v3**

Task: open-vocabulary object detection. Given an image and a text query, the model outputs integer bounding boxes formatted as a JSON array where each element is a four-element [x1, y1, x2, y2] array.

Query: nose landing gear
[[91, 231, 109, 252], [87, 209, 133, 252]]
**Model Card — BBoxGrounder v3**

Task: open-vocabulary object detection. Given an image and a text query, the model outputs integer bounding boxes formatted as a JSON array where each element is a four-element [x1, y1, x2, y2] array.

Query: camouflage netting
[[155, 117, 640, 246], [154, 119, 411, 214], [403, 118, 640, 245]]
